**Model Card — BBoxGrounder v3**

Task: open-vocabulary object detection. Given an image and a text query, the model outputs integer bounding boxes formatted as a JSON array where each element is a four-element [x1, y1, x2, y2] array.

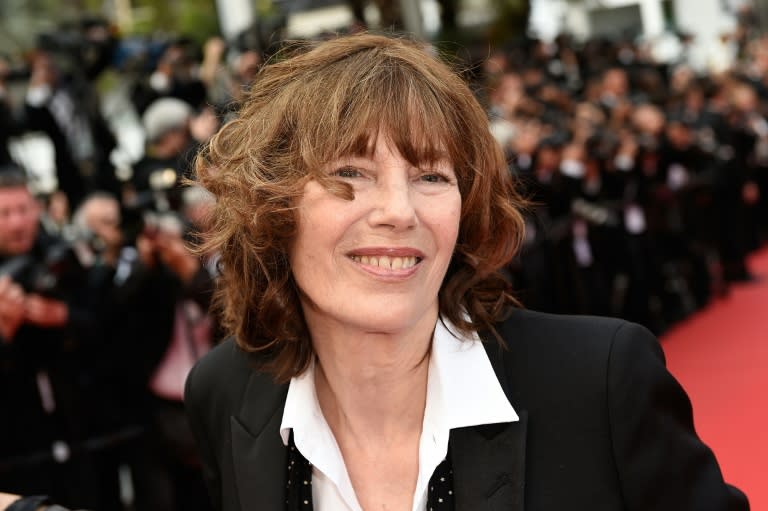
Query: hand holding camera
[[0, 275, 25, 341], [0, 275, 69, 342], [23, 293, 68, 328], [137, 215, 199, 283]]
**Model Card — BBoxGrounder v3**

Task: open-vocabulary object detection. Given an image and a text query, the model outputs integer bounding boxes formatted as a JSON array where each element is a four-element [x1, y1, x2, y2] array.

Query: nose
[[368, 175, 417, 231]]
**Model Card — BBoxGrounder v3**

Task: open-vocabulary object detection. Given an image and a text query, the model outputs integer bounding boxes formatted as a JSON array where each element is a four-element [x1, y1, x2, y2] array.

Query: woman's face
[[290, 135, 461, 337]]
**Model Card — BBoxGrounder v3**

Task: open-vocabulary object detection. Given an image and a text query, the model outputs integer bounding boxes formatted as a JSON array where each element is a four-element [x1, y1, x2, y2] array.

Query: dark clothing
[[0, 97, 25, 167], [130, 77, 207, 116], [109, 253, 215, 511], [184, 309, 748, 511], [24, 80, 118, 207], [0, 232, 114, 508], [110, 257, 213, 411], [130, 142, 199, 213]]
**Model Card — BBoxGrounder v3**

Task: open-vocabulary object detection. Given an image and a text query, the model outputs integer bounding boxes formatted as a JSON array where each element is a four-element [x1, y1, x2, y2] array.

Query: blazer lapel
[[231, 372, 289, 510], [450, 412, 527, 511], [448, 338, 528, 511]]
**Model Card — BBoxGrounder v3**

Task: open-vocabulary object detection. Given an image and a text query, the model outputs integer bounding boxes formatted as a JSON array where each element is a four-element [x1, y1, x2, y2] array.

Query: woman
[[2, 31, 747, 511], [184, 34, 747, 511]]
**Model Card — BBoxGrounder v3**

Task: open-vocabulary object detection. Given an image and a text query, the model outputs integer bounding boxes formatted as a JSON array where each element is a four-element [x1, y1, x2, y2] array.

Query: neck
[[310, 312, 436, 447]]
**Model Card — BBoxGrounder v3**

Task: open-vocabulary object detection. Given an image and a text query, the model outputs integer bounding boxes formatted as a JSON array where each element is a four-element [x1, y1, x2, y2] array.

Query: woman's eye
[[419, 172, 450, 183], [332, 167, 362, 178]]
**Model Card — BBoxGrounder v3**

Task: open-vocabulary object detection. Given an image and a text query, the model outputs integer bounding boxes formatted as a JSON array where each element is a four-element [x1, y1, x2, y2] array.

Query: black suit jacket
[[184, 309, 749, 510]]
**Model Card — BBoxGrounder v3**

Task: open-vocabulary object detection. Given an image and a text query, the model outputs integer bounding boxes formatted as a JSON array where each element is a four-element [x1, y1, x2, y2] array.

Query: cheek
[[295, 207, 335, 257], [289, 241, 320, 300], [440, 195, 462, 245], [294, 244, 323, 274], [292, 202, 344, 275]]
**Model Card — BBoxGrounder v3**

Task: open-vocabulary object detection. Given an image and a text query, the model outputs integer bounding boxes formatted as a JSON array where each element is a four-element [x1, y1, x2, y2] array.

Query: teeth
[[350, 255, 418, 269]]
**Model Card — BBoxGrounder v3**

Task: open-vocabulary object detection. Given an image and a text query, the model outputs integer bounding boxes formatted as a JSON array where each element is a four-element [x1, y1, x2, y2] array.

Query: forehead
[[87, 197, 119, 214], [0, 187, 35, 209], [286, 50, 465, 160]]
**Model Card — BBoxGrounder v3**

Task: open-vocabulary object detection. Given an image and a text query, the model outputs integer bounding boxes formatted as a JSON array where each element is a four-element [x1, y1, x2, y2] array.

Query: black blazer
[[184, 309, 749, 510]]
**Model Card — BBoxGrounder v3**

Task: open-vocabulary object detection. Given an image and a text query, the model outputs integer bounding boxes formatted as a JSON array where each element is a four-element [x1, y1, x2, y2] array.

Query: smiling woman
[[182, 33, 748, 511], [193, 33, 526, 382]]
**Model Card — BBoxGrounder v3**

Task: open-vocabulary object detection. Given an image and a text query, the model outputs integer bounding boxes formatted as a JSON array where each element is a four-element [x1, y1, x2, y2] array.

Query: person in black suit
[[0, 172, 116, 509], [3, 31, 750, 511], [0, 55, 26, 169], [1, 32, 747, 511], [180, 33, 748, 511], [24, 50, 119, 208]]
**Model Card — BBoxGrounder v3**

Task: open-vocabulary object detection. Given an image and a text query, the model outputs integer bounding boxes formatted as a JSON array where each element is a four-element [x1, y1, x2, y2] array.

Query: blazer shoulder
[[495, 308, 653, 355], [191, 337, 253, 381], [486, 309, 661, 404], [185, 338, 256, 411], [185, 338, 289, 419]]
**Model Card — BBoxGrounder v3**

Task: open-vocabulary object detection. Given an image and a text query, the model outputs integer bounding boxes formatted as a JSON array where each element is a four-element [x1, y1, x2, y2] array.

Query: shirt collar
[[415, 317, 518, 511], [280, 316, 518, 445], [428, 316, 518, 431]]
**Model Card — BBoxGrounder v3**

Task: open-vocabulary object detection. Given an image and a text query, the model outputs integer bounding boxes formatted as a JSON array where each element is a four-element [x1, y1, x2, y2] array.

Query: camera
[[36, 17, 117, 80], [0, 61, 30, 83], [0, 240, 86, 299]]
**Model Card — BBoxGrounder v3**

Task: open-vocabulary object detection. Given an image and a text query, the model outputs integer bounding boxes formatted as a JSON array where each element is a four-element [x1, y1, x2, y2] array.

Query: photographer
[[0, 171, 112, 507], [24, 43, 118, 209], [103, 96, 219, 510], [129, 39, 208, 116], [130, 96, 219, 213], [71, 193, 124, 269], [0, 171, 69, 342], [107, 202, 215, 511], [0, 56, 26, 168]]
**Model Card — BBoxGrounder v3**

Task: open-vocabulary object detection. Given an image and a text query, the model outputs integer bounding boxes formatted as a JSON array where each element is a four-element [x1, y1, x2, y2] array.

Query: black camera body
[[0, 240, 86, 300], [0, 63, 30, 83], [36, 18, 117, 81]]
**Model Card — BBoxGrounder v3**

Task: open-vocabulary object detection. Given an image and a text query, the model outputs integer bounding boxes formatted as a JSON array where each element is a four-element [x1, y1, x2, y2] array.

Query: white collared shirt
[[279, 317, 518, 511]]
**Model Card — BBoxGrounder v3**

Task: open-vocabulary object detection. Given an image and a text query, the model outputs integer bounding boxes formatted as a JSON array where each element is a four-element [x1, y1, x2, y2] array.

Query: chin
[[343, 301, 435, 334]]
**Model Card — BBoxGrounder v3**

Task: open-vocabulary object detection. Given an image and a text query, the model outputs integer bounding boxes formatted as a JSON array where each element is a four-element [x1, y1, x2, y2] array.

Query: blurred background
[[1, 0, 767, 510]]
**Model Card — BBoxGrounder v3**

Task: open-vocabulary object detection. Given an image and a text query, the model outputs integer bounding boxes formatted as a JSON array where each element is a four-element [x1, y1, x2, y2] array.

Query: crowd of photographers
[[485, 26, 768, 334], [1, 10, 768, 510], [1, 18, 224, 510]]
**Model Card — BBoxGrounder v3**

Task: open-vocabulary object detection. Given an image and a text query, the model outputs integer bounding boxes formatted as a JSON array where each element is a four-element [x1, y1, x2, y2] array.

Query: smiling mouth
[[348, 255, 421, 270]]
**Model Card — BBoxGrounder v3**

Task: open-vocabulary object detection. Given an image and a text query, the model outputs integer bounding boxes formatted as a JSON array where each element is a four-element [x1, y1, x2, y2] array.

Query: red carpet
[[662, 247, 768, 510]]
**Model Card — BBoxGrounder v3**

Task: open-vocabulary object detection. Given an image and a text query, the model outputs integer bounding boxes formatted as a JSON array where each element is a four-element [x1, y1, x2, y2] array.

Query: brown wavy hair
[[194, 33, 527, 382]]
